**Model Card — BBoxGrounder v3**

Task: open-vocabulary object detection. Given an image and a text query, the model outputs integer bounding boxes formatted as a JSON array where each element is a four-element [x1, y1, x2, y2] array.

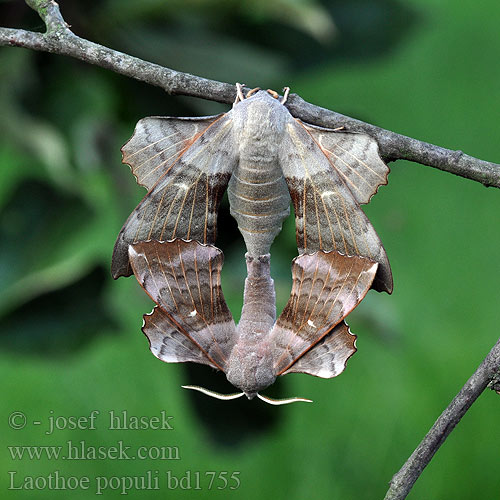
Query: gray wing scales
[[280, 118, 393, 293], [129, 239, 237, 371], [281, 321, 356, 378], [299, 121, 389, 205], [143, 306, 218, 368], [270, 251, 377, 376], [112, 113, 236, 279], [122, 114, 224, 191]]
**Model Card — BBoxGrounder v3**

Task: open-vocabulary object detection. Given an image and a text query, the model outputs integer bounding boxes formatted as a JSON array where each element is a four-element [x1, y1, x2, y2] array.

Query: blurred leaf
[[0, 180, 93, 316], [102, 0, 336, 42], [116, 26, 288, 87], [230, 0, 337, 43], [0, 266, 118, 356]]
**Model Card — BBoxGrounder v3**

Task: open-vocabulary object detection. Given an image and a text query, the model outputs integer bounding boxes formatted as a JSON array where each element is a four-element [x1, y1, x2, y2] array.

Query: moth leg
[[281, 87, 290, 104], [331, 125, 345, 132], [246, 87, 261, 97], [235, 82, 246, 103], [266, 89, 279, 99]]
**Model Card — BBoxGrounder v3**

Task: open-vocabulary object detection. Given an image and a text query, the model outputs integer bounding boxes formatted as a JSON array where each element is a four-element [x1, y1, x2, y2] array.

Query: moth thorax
[[232, 92, 287, 158], [226, 342, 276, 398]]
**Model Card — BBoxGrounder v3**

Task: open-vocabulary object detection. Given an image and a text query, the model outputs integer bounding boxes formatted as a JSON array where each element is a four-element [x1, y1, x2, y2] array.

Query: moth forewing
[[112, 113, 237, 279], [121, 114, 225, 191], [298, 120, 390, 205], [279, 116, 392, 293]]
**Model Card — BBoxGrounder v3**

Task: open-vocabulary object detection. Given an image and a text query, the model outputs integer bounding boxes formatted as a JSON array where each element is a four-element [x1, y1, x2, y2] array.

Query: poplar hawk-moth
[[113, 86, 392, 403]]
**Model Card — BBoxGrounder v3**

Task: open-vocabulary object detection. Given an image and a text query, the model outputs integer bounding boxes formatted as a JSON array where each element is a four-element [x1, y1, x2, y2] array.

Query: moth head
[[225, 341, 277, 399], [181, 340, 312, 404]]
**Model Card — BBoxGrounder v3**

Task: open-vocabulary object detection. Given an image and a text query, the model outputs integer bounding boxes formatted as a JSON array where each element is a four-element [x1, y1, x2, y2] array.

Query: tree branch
[[1, 1, 499, 188], [383, 335, 500, 500]]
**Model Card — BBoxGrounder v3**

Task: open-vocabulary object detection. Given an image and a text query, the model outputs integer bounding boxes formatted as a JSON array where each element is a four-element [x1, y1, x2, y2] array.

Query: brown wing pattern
[[299, 121, 389, 205], [112, 113, 236, 279], [281, 321, 356, 378], [270, 251, 377, 375], [143, 306, 218, 368], [122, 115, 224, 191], [129, 239, 236, 371], [280, 118, 392, 293]]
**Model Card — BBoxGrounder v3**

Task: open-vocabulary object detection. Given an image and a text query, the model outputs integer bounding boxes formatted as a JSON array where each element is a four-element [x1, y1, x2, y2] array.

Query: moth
[[129, 238, 378, 404], [112, 85, 392, 294]]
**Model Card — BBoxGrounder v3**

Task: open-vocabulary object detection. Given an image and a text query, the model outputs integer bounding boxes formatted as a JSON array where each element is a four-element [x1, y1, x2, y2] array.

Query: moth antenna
[[257, 393, 313, 405], [235, 83, 246, 104], [182, 385, 245, 401], [246, 87, 261, 97], [281, 87, 290, 104]]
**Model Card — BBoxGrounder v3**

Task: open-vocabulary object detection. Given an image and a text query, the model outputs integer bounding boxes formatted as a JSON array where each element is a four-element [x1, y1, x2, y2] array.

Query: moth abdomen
[[228, 160, 290, 256]]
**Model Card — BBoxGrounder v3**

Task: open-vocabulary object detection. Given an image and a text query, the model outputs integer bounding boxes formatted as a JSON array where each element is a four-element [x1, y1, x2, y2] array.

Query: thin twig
[[0, 1, 499, 188], [383, 336, 500, 500]]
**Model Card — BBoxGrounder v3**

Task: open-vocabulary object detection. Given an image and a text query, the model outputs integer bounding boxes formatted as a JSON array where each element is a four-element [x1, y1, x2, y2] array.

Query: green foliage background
[[1, 0, 499, 498]]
